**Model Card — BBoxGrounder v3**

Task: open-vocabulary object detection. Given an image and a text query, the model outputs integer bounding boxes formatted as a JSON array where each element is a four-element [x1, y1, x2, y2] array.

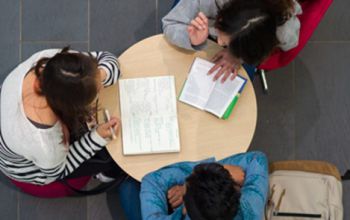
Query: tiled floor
[[0, 0, 349, 219]]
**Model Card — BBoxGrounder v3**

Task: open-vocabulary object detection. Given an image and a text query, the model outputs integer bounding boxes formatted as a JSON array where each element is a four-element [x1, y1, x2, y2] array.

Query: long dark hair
[[264, 0, 296, 25], [34, 47, 99, 138], [215, 0, 279, 65]]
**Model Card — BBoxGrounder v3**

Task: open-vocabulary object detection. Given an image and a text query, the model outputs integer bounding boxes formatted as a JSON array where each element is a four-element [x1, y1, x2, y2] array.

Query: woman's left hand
[[208, 49, 242, 83]]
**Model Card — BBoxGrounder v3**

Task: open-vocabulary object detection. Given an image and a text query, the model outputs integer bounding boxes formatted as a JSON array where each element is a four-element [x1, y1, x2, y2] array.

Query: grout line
[[308, 40, 350, 43], [155, 0, 159, 32], [88, 0, 90, 51], [19, 0, 22, 62], [21, 40, 89, 44], [292, 60, 296, 160], [17, 191, 20, 220]]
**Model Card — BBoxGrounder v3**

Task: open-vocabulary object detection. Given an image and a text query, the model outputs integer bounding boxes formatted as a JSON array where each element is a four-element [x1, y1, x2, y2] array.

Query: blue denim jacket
[[140, 151, 269, 220]]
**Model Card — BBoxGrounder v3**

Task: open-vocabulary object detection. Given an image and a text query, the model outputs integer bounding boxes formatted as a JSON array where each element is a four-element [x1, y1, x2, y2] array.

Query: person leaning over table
[[140, 151, 269, 220], [0, 47, 141, 219], [162, 0, 302, 82]]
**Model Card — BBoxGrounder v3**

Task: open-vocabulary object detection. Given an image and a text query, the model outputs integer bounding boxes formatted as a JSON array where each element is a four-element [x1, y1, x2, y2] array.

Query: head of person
[[34, 47, 100, 138], [183, 163, 241, 220], [214, 0, 279, 66]]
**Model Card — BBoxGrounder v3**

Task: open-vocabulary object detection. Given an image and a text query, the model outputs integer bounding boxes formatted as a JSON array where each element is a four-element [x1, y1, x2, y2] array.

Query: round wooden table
[[100, 34, 257, 181]]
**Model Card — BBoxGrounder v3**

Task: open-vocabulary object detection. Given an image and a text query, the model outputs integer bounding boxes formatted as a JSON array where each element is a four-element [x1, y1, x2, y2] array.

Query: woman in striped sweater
[[0, 47, 140, 218]]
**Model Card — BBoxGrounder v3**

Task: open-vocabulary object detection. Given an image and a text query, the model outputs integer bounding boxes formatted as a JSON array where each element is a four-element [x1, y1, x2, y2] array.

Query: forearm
[[89, 51, 120, 87], [162, 0, 207, 50]]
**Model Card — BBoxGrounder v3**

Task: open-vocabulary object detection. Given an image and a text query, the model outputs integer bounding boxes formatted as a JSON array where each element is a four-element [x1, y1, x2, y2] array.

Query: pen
[[103, 109, 117, 140], [260, 69, 269, 94]]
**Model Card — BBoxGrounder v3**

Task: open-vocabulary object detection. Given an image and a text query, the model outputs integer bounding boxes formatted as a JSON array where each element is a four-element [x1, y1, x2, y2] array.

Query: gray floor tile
[[157, 0, 174, 33], [249, 64, 295, 162], [0, 173, 18, 220], [310, 0, 350, 41], [18, 193, 87, 220], [343, 181, 350, 220], [87, 186, 126, 220], [0, 0, 20, 83], [21, 42, 88, 61], [22, 0, 88, 41], [90, 0, 157, 55], [295, 43, 350, 172]]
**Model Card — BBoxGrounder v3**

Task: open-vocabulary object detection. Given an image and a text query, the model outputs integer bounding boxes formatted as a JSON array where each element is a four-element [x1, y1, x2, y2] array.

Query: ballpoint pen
[[103, 109, 117, 140]]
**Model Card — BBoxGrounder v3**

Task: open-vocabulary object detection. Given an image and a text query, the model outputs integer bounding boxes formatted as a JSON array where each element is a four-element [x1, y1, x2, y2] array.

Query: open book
[[119, 76, 180, 155], [179, 57, 247, 119]]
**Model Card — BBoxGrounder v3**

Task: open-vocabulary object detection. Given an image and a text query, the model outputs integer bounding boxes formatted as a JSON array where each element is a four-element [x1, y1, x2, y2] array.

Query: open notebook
[[179, 57, 247, 119], [119, 76, 180, 155]]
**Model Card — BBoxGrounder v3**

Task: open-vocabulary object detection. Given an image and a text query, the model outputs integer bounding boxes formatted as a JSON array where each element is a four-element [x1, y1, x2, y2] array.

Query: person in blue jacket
[[140, 151, 269, 220]]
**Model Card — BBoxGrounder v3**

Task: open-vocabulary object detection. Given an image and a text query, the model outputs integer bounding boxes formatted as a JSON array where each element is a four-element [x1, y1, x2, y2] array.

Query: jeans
[[117, 177, 142, 220]]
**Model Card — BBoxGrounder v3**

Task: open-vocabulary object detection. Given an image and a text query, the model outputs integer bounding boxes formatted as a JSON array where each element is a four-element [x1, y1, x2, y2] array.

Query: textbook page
[[119, 76, 180, 155], [205, 75, 246, 117], [179, 58, 217, 109]]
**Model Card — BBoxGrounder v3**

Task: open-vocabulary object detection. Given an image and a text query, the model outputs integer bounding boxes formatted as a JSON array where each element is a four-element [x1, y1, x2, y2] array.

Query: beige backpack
[[266, 161, 343, 220]]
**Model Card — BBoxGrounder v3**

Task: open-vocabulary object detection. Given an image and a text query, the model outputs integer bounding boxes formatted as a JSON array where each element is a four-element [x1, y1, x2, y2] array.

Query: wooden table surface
[[100, 34, 257, 181]]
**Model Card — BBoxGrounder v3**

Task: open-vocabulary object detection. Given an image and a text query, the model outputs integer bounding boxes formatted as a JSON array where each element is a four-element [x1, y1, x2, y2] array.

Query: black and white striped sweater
[[0, 49, 120, 185]]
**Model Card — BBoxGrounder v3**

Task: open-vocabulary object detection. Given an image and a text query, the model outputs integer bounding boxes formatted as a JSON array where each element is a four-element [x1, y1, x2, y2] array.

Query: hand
[[96, 117, 120, 139], [167, 185, 186, 209], [187, 12, 209, 46], [98, 68, 107, 82], [223, 165, 245, 186], [208, 49, 242, 83]]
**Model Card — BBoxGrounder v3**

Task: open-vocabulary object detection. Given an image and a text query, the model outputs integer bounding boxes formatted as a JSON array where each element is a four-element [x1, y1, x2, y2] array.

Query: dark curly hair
[[183, 163, 241, 220]]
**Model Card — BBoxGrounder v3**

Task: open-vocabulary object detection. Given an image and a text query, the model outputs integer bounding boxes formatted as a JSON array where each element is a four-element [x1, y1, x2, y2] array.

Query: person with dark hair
[[0, 48, 141, 218], [162, 0, 302, 82], [140, 151, 268, 219]]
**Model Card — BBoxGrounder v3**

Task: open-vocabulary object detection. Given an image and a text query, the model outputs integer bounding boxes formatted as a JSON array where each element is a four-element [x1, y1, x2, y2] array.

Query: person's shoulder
[[142, 161, 194, 183], [28, 49, 62, 61]]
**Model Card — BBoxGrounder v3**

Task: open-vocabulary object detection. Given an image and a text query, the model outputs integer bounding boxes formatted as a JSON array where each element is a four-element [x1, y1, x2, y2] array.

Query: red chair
[[257, 0, 333, 91], [10, 176, 90, 198]]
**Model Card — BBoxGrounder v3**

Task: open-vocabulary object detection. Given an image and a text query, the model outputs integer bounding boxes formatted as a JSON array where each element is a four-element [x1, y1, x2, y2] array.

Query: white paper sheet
[[119, 76, 180, 155]]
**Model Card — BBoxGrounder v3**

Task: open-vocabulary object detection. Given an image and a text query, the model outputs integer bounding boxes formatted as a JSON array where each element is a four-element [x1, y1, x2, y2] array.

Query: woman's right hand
[[96, 117, 120, 139], [187, 12, 209, 46]]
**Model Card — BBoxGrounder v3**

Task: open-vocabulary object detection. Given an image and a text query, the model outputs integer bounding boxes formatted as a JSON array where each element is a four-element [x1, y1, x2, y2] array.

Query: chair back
[[258, 0, 333, 70]]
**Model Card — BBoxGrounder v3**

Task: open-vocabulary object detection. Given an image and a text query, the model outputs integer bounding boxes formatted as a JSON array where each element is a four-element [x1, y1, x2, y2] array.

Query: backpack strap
[[341, 170, 350, 181], [61, 174, 128, 196]]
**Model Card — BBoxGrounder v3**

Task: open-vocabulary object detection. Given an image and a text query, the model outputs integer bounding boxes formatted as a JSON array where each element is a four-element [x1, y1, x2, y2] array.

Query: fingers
[[213, 65, 230, 81], [221, 71, 232, 83], [168, 192, 182, 204], [198, 12, 208, 24], [208, 60, 224, 75], [167, 185, 184, 208], [167, 185, 182, 198], [211, 50, 224, 62], [167, 186, 178, 197], [110, 117, 121, 134], [190, 12, 208, 30], [170, 197, 183, 209], [190, 19, 203, 30], [194, 16, 207, 30], [230, 69, 238, 80], [106, 117, 118, 128]]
